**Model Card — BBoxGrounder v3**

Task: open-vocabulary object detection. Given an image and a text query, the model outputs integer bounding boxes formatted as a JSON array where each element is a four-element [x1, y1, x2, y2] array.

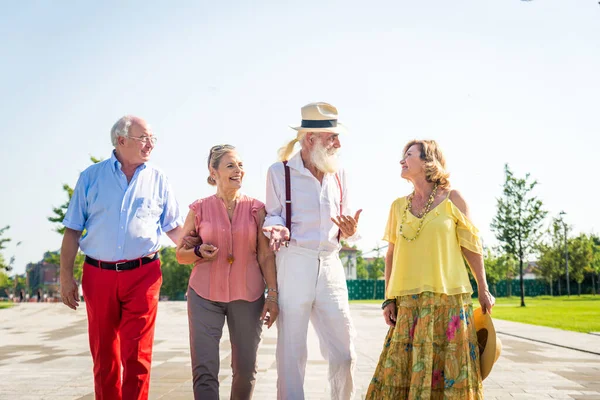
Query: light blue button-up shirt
[[63, 151, 182, 262]]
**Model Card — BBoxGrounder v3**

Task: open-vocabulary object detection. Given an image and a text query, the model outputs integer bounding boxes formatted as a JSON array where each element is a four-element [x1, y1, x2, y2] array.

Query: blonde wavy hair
[[278, 132, 308, 161], [402, 139, 451, 189]]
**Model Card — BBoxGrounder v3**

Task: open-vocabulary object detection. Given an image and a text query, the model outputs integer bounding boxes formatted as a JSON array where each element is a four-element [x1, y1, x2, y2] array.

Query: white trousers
[[275, 245, 356, 400]]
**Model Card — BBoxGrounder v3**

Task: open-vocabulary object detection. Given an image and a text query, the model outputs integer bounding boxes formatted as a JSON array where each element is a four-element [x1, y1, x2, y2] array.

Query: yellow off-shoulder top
[[384, 194, 483, 298]]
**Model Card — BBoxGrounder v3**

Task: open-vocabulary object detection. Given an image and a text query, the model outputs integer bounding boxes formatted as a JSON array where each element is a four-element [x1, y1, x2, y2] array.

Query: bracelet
[[381, 299, 395, 310], [266, 288, 278, 293], [266, 296, 279, 305], [193, 244, 203, 259]]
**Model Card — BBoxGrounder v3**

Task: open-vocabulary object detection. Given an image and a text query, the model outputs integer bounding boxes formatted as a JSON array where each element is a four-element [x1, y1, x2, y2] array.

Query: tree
[[0, 226, 11, 272], [591, 235, 600, 295], [491, 164, 548, 307], [549, 217, 571, 295], [43, 251, 86, 282], [502, 253, 517, 297], [483, 250, 502, 296], [48, 156, 102, 235], [484, 250, 516, 297], [0, 271, 11, 297], [536, 243, 562, 296], [568, 234, 594, 296], [48, 156, 102, 280], [159, 247, 193, 300], [356, 254, 368, 280], [367, 245, 386, 299]]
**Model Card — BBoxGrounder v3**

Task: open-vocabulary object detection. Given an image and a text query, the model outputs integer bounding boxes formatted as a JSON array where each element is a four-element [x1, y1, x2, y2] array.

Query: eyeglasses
[[127, 135, 157, 145]]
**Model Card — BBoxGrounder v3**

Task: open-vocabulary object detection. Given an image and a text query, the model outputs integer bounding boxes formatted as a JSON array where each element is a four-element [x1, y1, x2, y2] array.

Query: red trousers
[[82, 259, 162, 400]]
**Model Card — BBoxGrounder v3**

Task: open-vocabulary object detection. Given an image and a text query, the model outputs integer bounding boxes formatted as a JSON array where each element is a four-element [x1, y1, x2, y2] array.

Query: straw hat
[[290, 102, 347, 134], [473, 307, 502, 380]]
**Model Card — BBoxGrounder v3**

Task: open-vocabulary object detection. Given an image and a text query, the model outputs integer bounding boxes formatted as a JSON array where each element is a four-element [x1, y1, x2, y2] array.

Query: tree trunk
[[373, 280, 377, 300], [558, 279, 562, 296], [507, 279, 512, 297], [578, 282, 581, 296], [519, 258, 525, 307], [549, 279, 553, 296], [593, 274, 597, 295]]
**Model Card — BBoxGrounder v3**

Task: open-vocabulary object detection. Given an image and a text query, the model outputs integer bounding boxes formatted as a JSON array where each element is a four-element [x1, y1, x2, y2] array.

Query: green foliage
[[48, 184, 74, 235], [159, 247, 193, 300], [568, 234, 594, 295], [370, 256, 385, 281], [0, 271, 11, 297], [44, 250, 85, 282], [591, 235, 600, 294], [48, 156, 102, 235], [356, 256, 368, 280], [484, 250, 516, 296], [0, 226, 11, 272], [46, 156, 102, 280], [0, 226, 21, 274], [0, 225, 10, 251], [491, 164, 548, 306], [536, 242, 562, 295]]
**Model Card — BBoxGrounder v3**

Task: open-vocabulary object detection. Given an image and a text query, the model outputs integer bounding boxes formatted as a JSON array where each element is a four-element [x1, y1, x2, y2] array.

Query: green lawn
[[491, 295, 600, 333], [351, 295, 600, 333], [0, 303, 13, 309]]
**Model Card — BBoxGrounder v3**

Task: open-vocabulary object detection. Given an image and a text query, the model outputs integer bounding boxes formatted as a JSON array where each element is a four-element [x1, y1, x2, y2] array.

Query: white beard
[[310, 141, 339, 173]]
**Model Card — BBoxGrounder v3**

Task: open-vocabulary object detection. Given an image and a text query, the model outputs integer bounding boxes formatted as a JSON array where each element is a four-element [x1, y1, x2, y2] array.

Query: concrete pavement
[[0, 302, 599, 399]]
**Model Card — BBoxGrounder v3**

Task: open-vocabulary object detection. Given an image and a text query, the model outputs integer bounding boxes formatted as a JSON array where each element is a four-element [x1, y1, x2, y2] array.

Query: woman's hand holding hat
[[479, 288, 496, 315]]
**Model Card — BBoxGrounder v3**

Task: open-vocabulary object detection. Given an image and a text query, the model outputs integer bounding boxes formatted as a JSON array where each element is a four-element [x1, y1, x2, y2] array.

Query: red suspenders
[[282, 161, 343, 242]]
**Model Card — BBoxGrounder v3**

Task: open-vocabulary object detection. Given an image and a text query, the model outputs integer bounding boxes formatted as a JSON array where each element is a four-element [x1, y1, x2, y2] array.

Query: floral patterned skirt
[[366, 292, 483, 400]]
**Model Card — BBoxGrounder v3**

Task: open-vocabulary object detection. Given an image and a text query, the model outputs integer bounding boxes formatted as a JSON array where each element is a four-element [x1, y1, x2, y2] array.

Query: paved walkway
[[1, 303, 599, 399]]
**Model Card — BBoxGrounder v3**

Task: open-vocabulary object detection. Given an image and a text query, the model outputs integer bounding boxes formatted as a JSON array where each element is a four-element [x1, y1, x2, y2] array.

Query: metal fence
[[346, 279, 597, 300]]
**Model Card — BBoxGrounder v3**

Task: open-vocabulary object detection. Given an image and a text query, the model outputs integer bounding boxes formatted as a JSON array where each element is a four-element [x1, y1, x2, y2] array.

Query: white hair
[[310, 139, 339, 173], [110, 116, 133, 147]]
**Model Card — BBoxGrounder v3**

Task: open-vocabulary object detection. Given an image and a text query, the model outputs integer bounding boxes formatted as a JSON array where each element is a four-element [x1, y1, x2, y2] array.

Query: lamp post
[[559, 211, 569, 297]]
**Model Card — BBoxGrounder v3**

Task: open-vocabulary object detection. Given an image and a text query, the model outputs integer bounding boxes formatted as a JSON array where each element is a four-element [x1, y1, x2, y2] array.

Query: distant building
[[339, 246, 358, 280], [26, 260, 60, 295]]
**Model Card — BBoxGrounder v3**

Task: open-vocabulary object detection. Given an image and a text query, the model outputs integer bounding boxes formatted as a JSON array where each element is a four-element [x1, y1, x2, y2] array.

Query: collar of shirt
[[286, 150, 312, 176], [110, 150, 147, 174]]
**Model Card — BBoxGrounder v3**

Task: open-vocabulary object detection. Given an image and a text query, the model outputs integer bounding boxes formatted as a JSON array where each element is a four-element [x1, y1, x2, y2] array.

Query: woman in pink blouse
[[176, 144, 278, 400]]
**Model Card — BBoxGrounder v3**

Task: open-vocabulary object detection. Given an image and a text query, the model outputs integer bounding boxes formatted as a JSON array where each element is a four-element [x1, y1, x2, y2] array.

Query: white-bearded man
[[263, 102, 362, 400]]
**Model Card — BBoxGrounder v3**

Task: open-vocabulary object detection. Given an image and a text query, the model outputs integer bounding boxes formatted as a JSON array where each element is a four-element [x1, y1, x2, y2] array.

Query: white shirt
[[264, 151, 360, 252]]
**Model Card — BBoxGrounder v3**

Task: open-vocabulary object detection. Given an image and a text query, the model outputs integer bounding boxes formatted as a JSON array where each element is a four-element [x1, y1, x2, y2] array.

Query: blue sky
[[1, 0, 599, 274]]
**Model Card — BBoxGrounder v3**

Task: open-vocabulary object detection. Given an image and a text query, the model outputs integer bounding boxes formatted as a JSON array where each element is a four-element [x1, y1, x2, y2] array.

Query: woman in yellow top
[[366, 139, 495, 400]]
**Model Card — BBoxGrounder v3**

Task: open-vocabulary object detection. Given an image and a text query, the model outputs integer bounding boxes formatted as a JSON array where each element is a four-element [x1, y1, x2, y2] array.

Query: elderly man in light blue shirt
[[59, 115, 185, 400]]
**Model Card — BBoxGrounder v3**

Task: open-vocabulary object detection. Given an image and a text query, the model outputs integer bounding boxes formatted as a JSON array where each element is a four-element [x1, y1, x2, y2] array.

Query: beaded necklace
[[399, 183, 438, 242]]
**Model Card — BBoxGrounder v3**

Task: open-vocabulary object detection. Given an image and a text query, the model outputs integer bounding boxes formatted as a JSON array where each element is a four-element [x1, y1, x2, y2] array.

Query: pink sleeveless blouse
[[188, 194, 265, 302]]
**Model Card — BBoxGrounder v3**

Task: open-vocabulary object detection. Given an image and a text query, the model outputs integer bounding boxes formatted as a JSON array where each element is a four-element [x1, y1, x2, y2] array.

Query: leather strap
[[85, 253, 159, 272], [282, 161, 343, 242], [283, 161, 292, 238], [335, 173, 342, 242]]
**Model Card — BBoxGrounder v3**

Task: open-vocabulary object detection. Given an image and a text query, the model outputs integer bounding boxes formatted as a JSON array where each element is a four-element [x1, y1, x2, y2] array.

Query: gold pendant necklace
[[399, 184, 438, 242], [227, 199, 237, 211]]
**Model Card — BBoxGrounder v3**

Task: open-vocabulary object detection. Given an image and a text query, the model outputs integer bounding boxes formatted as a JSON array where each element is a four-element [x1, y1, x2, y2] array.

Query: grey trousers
[[187, 288, 264, 400]]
